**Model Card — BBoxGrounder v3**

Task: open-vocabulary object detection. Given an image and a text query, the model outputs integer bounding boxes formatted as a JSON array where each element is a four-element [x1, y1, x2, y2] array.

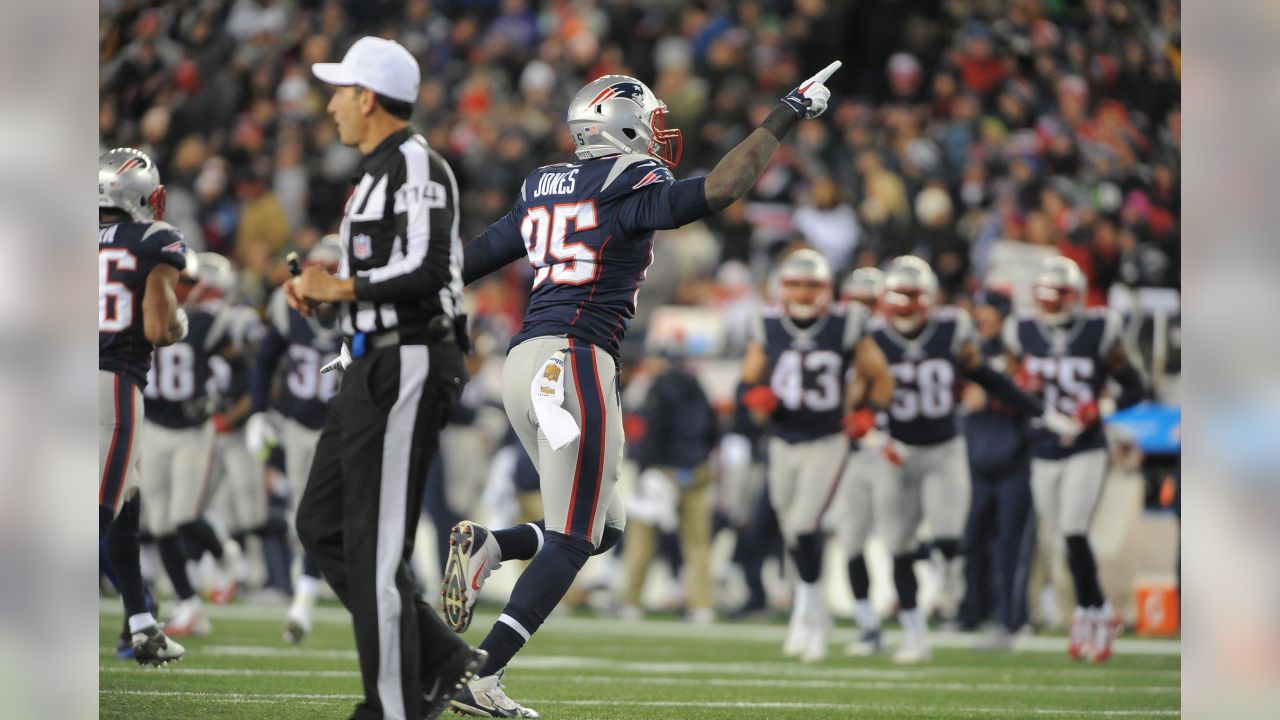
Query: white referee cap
[[312, 36, 419, 104]]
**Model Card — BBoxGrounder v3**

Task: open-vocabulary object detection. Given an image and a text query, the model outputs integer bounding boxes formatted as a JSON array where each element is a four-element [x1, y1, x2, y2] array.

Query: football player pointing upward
[[445, 64, 841, 717]]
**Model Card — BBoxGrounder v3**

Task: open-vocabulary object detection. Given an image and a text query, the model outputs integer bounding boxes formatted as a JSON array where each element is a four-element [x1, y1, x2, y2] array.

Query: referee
[[286, 36, 485, 720]]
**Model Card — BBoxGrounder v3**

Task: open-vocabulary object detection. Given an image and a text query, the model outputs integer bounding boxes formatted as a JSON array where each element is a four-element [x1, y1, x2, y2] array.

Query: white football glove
[[245, 412, 279, 457], [1042, 408, 1085, 446], [174, 307, 189, 341], [320, 342, 352, 374], [780, 60, 841, 119]]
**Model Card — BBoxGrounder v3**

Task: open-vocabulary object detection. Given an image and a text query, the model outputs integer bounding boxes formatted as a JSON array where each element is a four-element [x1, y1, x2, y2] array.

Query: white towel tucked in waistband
[[530, 350, 580, 451]]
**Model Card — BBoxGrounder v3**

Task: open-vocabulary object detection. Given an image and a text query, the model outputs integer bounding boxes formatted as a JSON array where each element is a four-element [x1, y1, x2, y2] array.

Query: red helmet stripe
[[588, 87, 617, 106]]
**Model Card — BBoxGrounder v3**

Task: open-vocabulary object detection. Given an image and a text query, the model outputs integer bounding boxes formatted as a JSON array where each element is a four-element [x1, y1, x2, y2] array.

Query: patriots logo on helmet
[[588, 81, 646, 109]]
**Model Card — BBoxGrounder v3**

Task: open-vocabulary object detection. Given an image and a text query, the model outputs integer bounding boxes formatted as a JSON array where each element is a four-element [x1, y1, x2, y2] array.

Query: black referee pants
[[297, 341, 468, 720]]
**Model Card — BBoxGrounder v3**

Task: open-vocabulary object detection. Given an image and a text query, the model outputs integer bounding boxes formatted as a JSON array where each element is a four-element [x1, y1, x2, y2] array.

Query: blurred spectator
[[621, 353, 719, 623], [959, 290, 1035, 649], [791, 177, 862, 276], [98, 0, 1179, 350]]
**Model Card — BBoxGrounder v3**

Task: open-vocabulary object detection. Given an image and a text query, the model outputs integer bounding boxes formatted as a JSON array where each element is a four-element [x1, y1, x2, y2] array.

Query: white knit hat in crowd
[[312, 36, 420, 103]]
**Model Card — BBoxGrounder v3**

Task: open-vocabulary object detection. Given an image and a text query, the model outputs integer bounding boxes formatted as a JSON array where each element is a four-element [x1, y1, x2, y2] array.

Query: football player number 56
[[99, 249, 137, 331], [522, 201, 600, 288]]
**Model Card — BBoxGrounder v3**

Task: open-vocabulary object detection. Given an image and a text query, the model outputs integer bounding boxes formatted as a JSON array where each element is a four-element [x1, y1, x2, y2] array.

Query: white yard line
[[99, 689, 1179, 716], [100, 644, 1179, 681], [99, 599, 1182, 656], [98, 664, 1177, 695]]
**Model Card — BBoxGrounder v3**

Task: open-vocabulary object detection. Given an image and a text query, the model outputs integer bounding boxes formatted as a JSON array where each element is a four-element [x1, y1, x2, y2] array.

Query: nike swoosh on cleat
[[471, 560, 487, 591]]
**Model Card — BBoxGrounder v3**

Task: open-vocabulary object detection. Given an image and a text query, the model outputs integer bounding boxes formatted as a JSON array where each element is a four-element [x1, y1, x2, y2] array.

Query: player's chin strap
[[530, 350, 580, 450]]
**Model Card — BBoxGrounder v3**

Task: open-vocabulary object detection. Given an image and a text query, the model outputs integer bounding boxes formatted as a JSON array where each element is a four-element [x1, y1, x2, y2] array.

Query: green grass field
[[100, 601, 1180, 719]]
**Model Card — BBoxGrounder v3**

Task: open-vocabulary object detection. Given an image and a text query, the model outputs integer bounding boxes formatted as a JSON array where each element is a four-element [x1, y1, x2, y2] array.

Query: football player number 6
[[99, 249, 137, 331], [522, 202, 600, 288]]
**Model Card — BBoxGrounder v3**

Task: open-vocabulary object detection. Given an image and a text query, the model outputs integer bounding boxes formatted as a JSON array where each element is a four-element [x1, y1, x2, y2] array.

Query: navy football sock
[[789, 532, 824, 584], [934, 538, 962, 561], [893, 553, 919, 611], [479, 531, 592, 676], [158, 533, 198, 600], [178, 518, 224, 561], [106, 490, 151, 619], [493, 522, 543, 562], [847, 554, 870, 600], [1065, 534, 1105, 608], [595, 525, 622, 555]]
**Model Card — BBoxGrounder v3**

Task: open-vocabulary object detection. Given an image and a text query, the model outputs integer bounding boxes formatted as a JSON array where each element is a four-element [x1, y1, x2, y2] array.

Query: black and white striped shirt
[[337, 127, 463, 341]]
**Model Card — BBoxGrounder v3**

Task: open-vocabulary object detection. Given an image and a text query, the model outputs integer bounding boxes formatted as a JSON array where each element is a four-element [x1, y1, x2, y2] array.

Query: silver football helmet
[[1033, 255, 1087, 325], [841, 267, 884, 308], [567, 75, 683, 167], [882, 255, 938, 333], [306, 234, 343, 272], [99, 147, 166, 222], [192, 252, 237, 303], [778, 249, 833, 321]]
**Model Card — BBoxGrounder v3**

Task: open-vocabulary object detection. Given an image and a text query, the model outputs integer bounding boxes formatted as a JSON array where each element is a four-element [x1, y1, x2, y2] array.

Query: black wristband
[[762, 103, 799, 140]]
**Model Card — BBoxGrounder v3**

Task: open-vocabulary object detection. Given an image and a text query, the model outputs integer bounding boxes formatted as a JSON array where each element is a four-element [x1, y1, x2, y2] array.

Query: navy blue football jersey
[[143, 305, 231, 429], [869, 308, 976, 447], [98, 220, 187, 387], [754, 304, 865, 443], [476, 154, 708, 358], [253, 289, 344, 431], [1003, 308, 1124, 459]]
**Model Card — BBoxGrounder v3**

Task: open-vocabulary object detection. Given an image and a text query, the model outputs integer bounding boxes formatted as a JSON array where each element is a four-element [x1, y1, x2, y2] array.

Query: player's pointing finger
[[812, 60, 842, 84]]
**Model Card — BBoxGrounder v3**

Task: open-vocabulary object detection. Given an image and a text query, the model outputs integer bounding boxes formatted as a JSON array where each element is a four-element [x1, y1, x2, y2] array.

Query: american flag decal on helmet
[[588, 81, 645, 108]]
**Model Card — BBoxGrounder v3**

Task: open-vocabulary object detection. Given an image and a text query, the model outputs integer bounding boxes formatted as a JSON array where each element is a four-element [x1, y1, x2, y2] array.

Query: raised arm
[[704, 62, 840, 212], [462, 205, 526, 285]]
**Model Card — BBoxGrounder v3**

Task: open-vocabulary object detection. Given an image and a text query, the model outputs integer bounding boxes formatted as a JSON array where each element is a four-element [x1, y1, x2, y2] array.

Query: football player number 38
[[889, 359, 955, 421], [287, 345, 340, 402], [522, 201, 599, 288], [771, 350, 843, 412]]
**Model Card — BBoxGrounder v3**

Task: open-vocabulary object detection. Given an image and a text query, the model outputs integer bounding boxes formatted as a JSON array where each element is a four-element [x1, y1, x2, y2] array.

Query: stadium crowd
[[101, 0, 1181, 334], [99, 0, 1181, 650]]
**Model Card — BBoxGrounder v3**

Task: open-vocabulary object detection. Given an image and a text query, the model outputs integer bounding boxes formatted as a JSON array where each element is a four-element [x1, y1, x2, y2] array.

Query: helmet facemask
[[646, 103, 682, 168], [781, 277, 832, 321], [1033, 283, 1081, 325], [1033, 257, 1087, 326], [883, 287, 931, 333]]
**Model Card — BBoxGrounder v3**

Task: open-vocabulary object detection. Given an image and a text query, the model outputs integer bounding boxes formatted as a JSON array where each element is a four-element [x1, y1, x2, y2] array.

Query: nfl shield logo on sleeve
[[352, 234, 372, 260]]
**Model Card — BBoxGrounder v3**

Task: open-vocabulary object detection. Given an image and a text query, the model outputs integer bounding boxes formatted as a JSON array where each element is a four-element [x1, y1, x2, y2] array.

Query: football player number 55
[[99, 248, 137, 331], [522, 201, 600, 288]]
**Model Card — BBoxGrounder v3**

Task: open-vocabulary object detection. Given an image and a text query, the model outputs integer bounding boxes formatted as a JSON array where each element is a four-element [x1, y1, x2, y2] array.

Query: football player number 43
[[522, 201, 599, 288], [99, 248, 137, 332], [772, 350, 843, 412]]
